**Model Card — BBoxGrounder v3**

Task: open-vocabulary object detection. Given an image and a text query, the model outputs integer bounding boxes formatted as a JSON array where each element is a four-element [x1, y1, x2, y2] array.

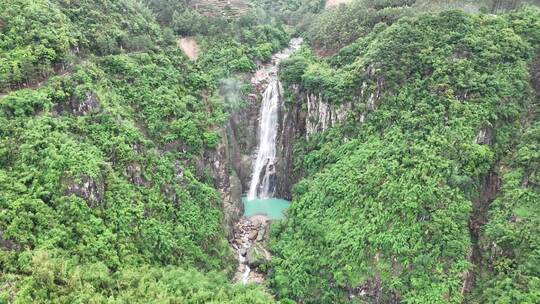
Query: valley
[[1, 1, 539, 303]]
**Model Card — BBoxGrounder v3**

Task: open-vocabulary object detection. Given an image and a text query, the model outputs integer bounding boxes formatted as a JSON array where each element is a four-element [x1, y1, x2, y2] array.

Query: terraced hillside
[[191, 0, 250, 17]]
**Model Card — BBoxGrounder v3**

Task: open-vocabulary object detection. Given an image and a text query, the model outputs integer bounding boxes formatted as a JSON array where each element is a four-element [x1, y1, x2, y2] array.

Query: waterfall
[[247, 38, 303, 200], [247, 81, 280, 199]]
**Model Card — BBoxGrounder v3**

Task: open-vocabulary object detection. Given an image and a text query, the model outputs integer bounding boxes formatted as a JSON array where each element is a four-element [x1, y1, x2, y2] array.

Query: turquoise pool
[[242, 196, 291, 220]]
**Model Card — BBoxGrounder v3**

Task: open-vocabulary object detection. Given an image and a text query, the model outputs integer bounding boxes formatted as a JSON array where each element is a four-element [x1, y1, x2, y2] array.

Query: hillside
[[190, 0, 251, 17], [271, 7, 540, 303], [0, 0, 285, 302], [1, 0, 540, 303]]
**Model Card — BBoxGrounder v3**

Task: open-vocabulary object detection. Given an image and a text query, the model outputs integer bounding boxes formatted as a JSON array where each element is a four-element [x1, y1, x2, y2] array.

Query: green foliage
[[2, 0, 540, 303], [143, 0, 190, 26], [301, 0, 415, 54], [252, 0, 326, 24], [271, 8, 540, 303], [472, 119, 540, 302], [0, 0, 73, 91], [0, 57, 231, 271], [52, 0, 162, 55], [300, 0, 540, 55], [0, 0, 289, 302], [0, 251, 274, 303]]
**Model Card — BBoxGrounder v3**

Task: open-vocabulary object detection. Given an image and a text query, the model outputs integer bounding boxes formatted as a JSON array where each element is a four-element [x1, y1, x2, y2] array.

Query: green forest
[[1, 0, 539, 303]]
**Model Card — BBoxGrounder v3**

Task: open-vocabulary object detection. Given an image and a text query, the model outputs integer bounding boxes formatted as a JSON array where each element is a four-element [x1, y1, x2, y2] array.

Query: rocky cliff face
[[202, 127, 241, 239], [277, 73, 385, 200], [274, 66, 385, 199], [223, 41, 391, 204], [205, 58, 387, 229], [227, 90, 262, 191], [274, 87, 353, 199]]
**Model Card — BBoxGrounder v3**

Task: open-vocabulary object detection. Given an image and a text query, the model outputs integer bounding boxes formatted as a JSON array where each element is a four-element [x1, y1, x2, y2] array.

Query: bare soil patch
[[325, 0, 352, 8], [178, 37, 200, 60]]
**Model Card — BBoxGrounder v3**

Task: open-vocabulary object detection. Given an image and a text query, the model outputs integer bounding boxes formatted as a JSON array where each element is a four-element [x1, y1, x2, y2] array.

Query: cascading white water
[[247, 81, 280, 199], [247, 38, 303, 200]]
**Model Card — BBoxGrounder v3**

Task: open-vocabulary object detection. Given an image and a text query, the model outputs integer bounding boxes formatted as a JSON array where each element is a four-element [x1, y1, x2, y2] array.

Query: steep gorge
[[2, 1, 540, 303]]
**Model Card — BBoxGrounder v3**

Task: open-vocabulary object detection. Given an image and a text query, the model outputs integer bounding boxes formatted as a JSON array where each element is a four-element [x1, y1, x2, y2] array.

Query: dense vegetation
[[298, 0, 540, 55], [271, 6, 540, 303], [1, 0, 540, 303], [300, 0, 415, 54], [0, 0, 72, 91], [0, 0, 286, 302]]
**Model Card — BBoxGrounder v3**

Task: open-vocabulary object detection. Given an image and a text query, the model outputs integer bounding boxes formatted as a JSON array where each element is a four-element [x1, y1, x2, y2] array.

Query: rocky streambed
[[231, 215, 272, 284]]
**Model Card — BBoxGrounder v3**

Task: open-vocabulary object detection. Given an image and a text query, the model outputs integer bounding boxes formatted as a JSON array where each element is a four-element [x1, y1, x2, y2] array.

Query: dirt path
[[178, 37, 200, 60]]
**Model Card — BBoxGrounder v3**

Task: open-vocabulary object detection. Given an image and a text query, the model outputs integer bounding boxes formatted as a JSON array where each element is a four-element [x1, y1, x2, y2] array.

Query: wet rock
[[222, 172, 244, 239], [250, 215, 269, 228], [247, 271, 266, 284], [63, 175, 104, 207], [237, 154, 253, 190]]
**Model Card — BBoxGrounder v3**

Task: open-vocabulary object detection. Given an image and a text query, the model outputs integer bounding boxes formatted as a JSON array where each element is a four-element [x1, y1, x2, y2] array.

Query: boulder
[[71, 92, 101, 116], [256, 227, 266, 242], [247, 243, 269, 267], [474, 127, 493, 145], [248, 230, 258, 240], [54, 91, 101, 116]]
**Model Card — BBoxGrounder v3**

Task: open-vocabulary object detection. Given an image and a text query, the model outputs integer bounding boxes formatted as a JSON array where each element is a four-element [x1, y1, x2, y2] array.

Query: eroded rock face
[[274, 87, 354, 199], [226, 93, 260, 190], [222, 172, 244, 239], [0, 230, 19, 251], [73, 92, 100, 116], [63, 175, 104, 207], [275, 65, 385, 199], [200, 127, 245, 238], [475, 127, 493, 145], [161, 161, 185, 205], [124, 163, 150, 187], [305, 92, 353, 138], [55, 92, 101, 116]]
